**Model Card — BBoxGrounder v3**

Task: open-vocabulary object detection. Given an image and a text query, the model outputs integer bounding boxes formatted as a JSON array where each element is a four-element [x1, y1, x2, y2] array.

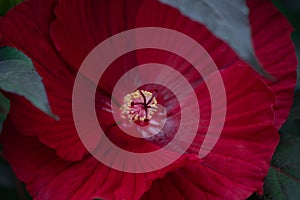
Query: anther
[[120, 89, 158, 123]]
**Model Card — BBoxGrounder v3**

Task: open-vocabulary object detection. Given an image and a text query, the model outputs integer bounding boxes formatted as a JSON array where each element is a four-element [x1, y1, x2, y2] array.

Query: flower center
[[121, 89, 158, 123]]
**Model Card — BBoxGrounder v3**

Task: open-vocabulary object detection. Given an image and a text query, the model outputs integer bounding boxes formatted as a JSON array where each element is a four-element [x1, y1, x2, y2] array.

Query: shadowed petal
[[0, 119, 200, 200]]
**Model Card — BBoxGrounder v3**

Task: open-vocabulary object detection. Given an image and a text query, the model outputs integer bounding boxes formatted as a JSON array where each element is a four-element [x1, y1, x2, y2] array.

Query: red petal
[[0, 119, 200, 200], [0, 0, 74, 86], [134, 0, 239, 71], [200, 64, 279, 195], [50, 0, 143, 70], [0, 0, 89, 161], [248, 0, 298, 129], [141, 65, 279, 199], [7, 86, 116, 161], [135, 0, 297, 129]]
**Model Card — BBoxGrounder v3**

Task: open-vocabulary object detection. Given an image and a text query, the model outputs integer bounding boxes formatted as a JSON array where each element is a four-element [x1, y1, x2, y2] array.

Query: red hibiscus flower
[[0, 0, 297, 200]]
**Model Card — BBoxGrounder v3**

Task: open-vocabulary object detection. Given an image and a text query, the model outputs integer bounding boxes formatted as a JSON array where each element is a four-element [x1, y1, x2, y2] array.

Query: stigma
[[121, 89, 158, 123]]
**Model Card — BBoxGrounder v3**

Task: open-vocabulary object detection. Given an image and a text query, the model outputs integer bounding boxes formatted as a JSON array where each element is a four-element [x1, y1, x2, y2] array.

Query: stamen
[[120, 90, 158, 123]]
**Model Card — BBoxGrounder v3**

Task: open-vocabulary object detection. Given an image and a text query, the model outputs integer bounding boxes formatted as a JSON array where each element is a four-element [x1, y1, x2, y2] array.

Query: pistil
[[121, 89, 158, 123]]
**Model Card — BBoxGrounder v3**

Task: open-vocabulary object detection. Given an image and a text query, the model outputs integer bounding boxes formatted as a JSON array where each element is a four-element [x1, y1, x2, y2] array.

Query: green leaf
[[0, 92, 9, 132], [0, 156, 32, 200], [158, 0, 272, 78], [247, 193, 272, 200], [280, 89, 300, 136], [264, 134, 300, 200], [0, 47, 57, 119], [0, 0, 22, 16]]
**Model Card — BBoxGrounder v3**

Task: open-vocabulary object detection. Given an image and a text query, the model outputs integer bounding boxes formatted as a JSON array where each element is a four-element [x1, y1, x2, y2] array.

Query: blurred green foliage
[[273, 0, 300, 44], [0, 0, 21, 16]]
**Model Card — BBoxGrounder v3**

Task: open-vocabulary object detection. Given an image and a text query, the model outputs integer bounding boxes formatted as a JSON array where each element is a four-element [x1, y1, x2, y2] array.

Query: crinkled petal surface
[[140, 65, 279, 200], [0, 0, 297, 199], [0, 0, 296, 160], [248, 0, 297, 129], [0, 0, 88, 161], [0, 119, 200, 200]]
